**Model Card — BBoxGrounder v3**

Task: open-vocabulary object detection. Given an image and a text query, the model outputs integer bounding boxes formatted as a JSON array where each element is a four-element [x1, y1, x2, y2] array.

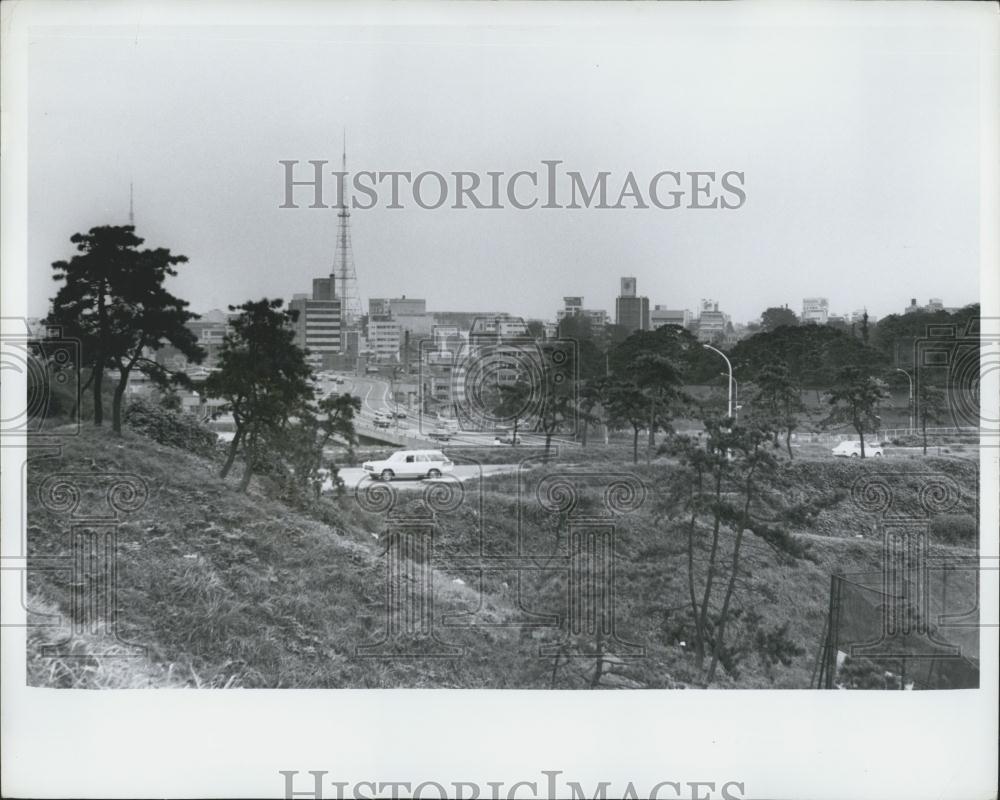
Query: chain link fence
[[813, 565, 980, 689]]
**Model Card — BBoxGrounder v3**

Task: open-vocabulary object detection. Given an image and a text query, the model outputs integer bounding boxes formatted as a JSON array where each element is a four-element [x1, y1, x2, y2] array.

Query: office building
[[615, 277, 650, 333]]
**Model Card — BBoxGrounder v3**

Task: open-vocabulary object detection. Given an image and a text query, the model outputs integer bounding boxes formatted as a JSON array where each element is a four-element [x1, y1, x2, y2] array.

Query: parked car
[[428, 427, 452, 442], [363, 450, 454, 481], [832, 440, 884, 458]]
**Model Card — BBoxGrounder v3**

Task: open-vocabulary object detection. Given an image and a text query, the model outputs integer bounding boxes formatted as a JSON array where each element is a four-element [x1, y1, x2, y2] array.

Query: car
[[363, 450, 454, 481], [832, 440, 884, 458], [392, 409, 407, 419], [428, 428, 452, 442], [373, 418, 391, 429], [495, 434, 521, 445]]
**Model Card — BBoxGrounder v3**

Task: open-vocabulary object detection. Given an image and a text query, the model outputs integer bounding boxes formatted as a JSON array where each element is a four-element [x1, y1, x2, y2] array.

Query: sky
[[26, 13, 983, 324]]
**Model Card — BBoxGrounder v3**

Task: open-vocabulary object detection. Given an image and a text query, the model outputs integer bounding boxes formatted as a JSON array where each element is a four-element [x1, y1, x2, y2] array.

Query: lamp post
[[895, 367, 914, 433], [721, 373, 740, 422], [704, 344, 733, 420]]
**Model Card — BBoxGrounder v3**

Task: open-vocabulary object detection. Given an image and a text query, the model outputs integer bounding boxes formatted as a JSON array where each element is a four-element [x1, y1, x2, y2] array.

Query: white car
[[363, 450, 455, 481], [832, 440, 884, 458]]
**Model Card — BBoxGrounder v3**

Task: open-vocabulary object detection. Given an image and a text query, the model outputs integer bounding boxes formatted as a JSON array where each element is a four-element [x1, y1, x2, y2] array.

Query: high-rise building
[[289, 281, 343, 368], [615, 277, 649, 333], [802, 297, 829, 325], [367, 316, 401, 363]]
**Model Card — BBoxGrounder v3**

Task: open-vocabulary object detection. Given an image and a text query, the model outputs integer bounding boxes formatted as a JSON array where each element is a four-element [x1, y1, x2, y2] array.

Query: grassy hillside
[[26, 427, 978, 689]]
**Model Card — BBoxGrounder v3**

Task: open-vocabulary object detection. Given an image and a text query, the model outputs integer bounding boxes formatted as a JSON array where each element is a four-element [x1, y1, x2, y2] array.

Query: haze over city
[[27, 22, 979, 324]]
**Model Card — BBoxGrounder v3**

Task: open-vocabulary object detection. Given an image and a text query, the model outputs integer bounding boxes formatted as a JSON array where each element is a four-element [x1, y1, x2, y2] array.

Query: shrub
[[929, 513, 977, 545], [124, 398, 220, 458]]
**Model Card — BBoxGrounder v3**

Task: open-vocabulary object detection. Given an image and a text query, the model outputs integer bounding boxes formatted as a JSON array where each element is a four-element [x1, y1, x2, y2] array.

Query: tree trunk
[[111, 373, 128, 435], [512, 416, 519, 446], [696, 468, 724, 673], [706, 523, 746, 683], [647, 396, 656, 456], [92, 363, 105, 426], [632, 427, 639, 464], [857, 425, 866, 458], [220, 426, 244, 479], [706, 459, 758, 683], [71, 369, 95, 421], [237, 428, 259, 492], [785, 428, 794, 460], [238, 461, 254, 493], [581, 416, 589, 448], [686, 470, 705, 668]]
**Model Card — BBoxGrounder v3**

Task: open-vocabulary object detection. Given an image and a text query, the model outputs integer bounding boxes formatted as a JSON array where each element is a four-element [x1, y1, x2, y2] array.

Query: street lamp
[[895, 367, 914, 432], [722, 372, 741, 422], [704, 344, 733, 420]]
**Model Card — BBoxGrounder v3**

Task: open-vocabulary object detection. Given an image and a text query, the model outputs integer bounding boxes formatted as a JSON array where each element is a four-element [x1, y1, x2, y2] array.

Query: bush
[[929, 513, 977, 545], [124, 398, 220, 458]]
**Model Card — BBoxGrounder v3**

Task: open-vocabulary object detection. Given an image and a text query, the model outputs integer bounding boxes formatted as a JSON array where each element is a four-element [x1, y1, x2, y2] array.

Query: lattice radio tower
[[332, 133, 363, 339]]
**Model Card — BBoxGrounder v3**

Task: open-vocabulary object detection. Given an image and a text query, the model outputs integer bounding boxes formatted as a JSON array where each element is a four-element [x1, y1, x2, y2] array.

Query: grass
[[26, 426, 979, 689]]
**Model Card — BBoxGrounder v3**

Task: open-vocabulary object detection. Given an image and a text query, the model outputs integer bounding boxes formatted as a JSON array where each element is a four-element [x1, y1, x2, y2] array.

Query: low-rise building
[[802, 297, 829, 325], [650, 306, 692, 330]]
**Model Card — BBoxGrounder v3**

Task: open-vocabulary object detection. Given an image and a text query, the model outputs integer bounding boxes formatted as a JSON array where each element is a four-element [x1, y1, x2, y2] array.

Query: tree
[[276, 392, 361, 501], [47, 225, 200, 429], [658, 419, 812, 684], [577, 377, 607, 448], [632, 352, 685, 462], [204, 299, 314, 492], [760, 306, 799, 332], [824, 367, 890, 457], [749, 362, 805, 458], [916, 382, 947, 455], [605, 382, 647, 463], [490, 376, 533, 446], [105, 248, 204, 433], [731, 324, 884, 390]]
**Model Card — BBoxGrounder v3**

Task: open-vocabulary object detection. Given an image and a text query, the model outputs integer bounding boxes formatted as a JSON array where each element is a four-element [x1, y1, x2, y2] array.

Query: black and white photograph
[[2, 2, 997, 798]]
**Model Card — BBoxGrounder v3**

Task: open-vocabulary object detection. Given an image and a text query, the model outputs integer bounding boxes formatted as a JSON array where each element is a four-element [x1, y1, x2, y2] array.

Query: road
[[332, 373, 573, 449], [323, 464, 517, 493]]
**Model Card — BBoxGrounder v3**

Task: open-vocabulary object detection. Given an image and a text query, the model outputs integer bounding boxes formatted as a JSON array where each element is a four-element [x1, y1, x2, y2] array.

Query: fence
[[877, 426, 979, 440], [812, 566, 980, 689]]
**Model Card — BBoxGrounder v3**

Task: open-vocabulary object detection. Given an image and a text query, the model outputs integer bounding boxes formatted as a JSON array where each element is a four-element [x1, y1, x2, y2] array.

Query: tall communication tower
[[332, 133, 363, 342]]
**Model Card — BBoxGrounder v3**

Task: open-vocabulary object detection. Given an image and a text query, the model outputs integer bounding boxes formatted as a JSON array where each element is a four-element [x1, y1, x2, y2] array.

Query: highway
[[330, 373, 558, 448]]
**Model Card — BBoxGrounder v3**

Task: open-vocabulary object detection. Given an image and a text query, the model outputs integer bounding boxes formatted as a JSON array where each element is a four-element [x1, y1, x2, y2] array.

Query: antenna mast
[[331, 130, 362, 350]]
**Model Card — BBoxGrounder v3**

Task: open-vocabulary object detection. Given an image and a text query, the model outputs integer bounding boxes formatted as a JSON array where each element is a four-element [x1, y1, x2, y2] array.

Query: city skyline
[[26, 22, 980, 325]]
